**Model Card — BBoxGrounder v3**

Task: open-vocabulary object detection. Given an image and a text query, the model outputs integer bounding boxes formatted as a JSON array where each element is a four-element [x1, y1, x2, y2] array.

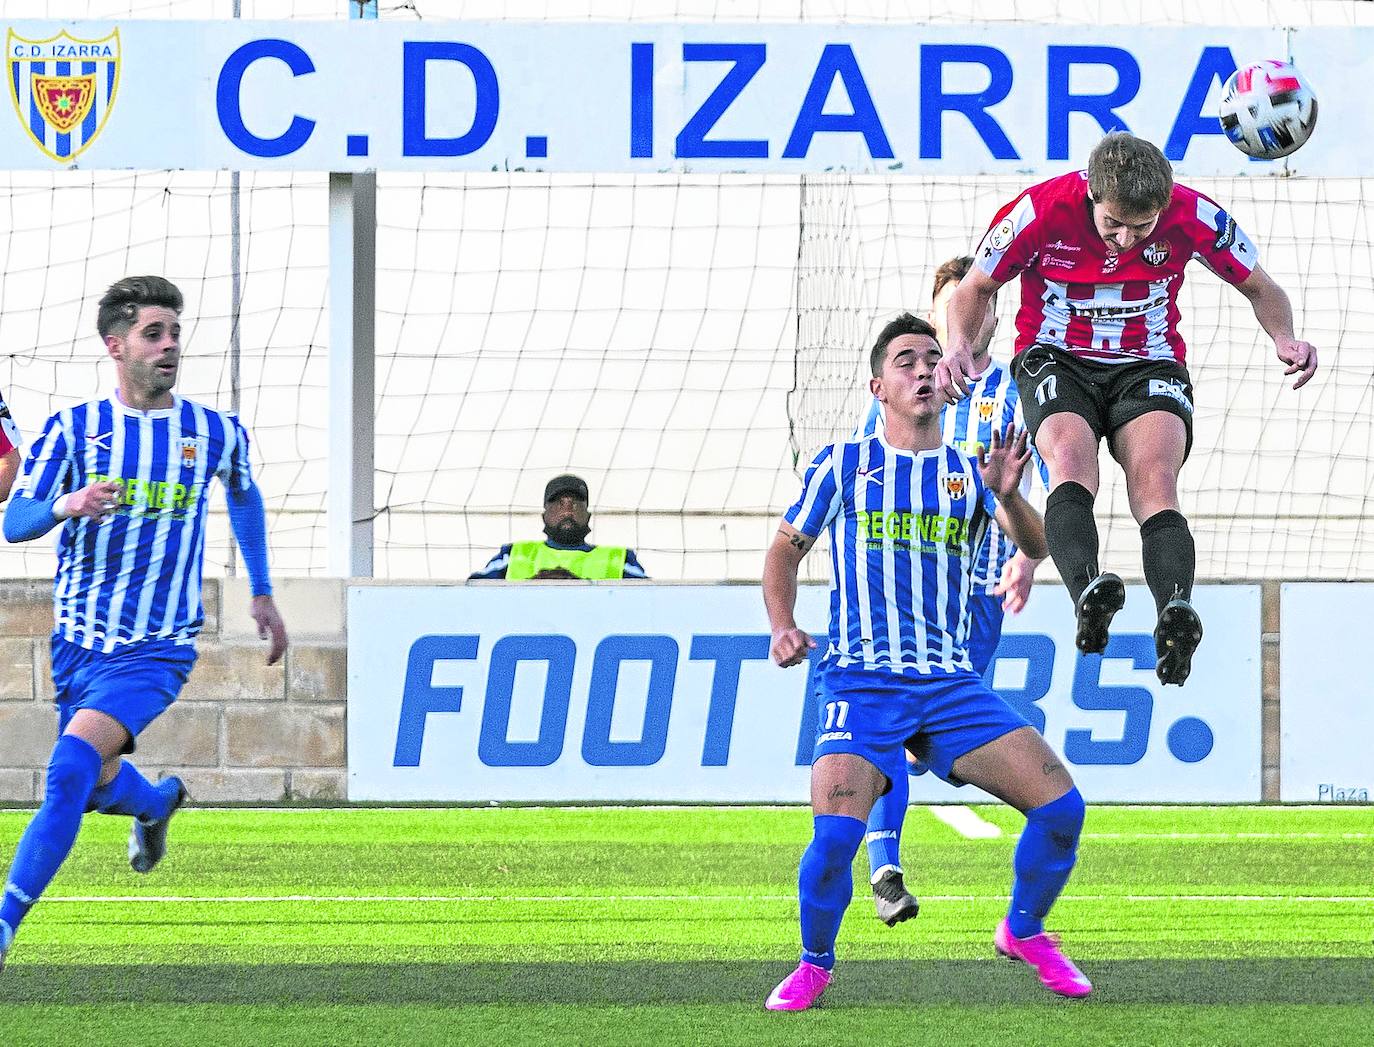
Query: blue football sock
[[864, 770, 908, 880], [798, 814, 866, 971], [0, 735, 102, 936], [1007, 786, 1085, 939], [88, 761, 173, 822]]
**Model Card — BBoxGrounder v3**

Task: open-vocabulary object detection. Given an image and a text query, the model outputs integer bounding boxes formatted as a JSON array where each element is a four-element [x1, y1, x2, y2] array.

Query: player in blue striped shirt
[[764, 314, 1091, 1010], [0, 276, 288, 971], [857, 257, 1049, 925]]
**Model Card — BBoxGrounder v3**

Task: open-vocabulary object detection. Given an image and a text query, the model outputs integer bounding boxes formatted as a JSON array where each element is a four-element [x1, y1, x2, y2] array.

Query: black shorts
[[1011, 344, 1195, 459]]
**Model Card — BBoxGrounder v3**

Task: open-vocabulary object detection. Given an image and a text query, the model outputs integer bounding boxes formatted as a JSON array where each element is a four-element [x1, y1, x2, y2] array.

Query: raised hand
[[976, 424, 1032, 499]]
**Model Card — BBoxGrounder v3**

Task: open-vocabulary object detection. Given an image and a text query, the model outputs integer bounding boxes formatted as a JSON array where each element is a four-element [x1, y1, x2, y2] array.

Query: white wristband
[[52, 494, 72, 519]]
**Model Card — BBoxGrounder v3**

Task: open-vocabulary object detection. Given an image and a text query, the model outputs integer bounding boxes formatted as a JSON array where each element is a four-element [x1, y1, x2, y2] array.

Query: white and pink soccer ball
[[1218, 59, 1318, 160]]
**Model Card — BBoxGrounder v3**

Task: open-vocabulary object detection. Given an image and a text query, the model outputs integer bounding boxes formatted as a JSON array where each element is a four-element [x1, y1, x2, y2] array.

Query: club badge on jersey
[[19, 396, 254, 651], [853, 363, 1046, 597], [786, 436, 994, 675]]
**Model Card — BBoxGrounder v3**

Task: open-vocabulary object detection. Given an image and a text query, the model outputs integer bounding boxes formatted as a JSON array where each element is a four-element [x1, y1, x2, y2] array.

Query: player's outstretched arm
[[935, 266, 1004, 404], [1235, 265, 1318, 389], [992, 498, 1047, 563], [977, 424, 1031, 499], [763, 521, 818, 668], [979, 426, 1048, 561], [225, 480, 289, 665]]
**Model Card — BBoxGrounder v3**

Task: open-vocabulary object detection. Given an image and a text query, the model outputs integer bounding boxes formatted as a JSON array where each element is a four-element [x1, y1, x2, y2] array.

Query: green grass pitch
[[0, 805, 1369, 1046]]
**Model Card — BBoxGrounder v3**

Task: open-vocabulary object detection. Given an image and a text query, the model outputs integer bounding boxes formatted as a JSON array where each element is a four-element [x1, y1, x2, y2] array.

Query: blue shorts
[[812, 661, 1030, 788], [52, 636, 198, 754], [968, 592, 1007, 679]]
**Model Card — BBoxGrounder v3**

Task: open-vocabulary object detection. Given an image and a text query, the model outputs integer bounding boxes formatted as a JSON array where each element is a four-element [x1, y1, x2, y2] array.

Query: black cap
[[544, 474, 589, 504]]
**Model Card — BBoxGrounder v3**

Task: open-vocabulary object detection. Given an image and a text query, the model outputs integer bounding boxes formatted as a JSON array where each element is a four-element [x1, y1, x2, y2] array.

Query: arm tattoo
[[787, 532, 808, 550]]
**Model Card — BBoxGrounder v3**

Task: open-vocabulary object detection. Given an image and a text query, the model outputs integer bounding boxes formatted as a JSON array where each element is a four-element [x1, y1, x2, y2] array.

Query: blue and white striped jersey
[[786, 432, 994, 674], [17, 395, 255, 651], [856, 362, 1048, 595]]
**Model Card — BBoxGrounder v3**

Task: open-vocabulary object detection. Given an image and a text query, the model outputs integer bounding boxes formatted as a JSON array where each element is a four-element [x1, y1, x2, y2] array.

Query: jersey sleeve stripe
[[786, 444, 841, 537], [223, 414, 254, 491], [974, 191, 1038, 279], [1192, 194, 1258, 283], [20, 410, 73, 502]]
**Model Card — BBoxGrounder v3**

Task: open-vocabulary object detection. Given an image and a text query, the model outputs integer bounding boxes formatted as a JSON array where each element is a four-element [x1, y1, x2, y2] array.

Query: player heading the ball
[[935, 131, 1317, 685]]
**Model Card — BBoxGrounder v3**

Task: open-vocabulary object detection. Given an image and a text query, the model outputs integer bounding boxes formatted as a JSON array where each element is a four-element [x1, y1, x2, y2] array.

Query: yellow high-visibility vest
[[506, 541, 629, 580]]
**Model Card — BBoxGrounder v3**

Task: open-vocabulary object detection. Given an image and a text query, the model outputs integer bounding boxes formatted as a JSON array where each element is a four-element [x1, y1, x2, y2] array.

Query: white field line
[[1, 813, 1364, 841], [40, 893, 1374, 905], [1104, 805, 1374, 812], [1081, 832, 1374, 840], [928, 805, 1003, 838]]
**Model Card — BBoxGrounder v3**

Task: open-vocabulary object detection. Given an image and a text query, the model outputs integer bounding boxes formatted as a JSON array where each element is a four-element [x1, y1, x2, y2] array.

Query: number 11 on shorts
[[823, 701, 850, 730]]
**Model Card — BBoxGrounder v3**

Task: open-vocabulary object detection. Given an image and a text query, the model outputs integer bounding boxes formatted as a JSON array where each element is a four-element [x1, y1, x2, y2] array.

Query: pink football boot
[[994, 918, 1093, 998], [765, 960, 833, 1011]]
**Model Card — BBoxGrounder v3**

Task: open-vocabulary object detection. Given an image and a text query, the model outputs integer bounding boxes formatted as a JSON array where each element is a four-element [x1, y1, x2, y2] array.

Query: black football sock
[[1044, 482, 1100, 605], [1141, 509, 1195, 614]]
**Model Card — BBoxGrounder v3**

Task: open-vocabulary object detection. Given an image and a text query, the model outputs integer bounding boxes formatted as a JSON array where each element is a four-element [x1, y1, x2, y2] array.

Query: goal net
[[1, 0, 1369, 584]]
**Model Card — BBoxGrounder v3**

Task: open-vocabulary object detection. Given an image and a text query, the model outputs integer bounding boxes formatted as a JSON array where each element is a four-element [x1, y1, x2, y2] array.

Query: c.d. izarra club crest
[[7, 27, 120, 163]]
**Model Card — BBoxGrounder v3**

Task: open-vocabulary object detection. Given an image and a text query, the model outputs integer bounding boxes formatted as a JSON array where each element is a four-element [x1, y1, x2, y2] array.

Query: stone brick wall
[[0, 578, 346, 804]]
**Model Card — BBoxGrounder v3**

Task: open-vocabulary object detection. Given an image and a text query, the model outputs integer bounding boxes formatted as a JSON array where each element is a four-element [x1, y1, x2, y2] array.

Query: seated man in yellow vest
[[470, 474, 649, 580]]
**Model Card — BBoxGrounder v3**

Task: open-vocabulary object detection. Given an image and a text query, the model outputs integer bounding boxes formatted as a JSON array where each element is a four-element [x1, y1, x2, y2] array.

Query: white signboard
[[1280, 583, 1373, 803], [348, 583, 1261, 802], [0, 21, 1360, 174]]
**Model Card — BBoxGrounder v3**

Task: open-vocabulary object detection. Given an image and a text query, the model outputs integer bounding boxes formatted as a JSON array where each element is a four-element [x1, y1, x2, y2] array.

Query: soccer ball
[[1218, 60, 1318, 160]]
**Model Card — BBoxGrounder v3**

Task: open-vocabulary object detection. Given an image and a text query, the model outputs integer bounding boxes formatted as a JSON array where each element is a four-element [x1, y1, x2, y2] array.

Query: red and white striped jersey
[[0, 388, 20, 457], [973, 171, 1257, 365]]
